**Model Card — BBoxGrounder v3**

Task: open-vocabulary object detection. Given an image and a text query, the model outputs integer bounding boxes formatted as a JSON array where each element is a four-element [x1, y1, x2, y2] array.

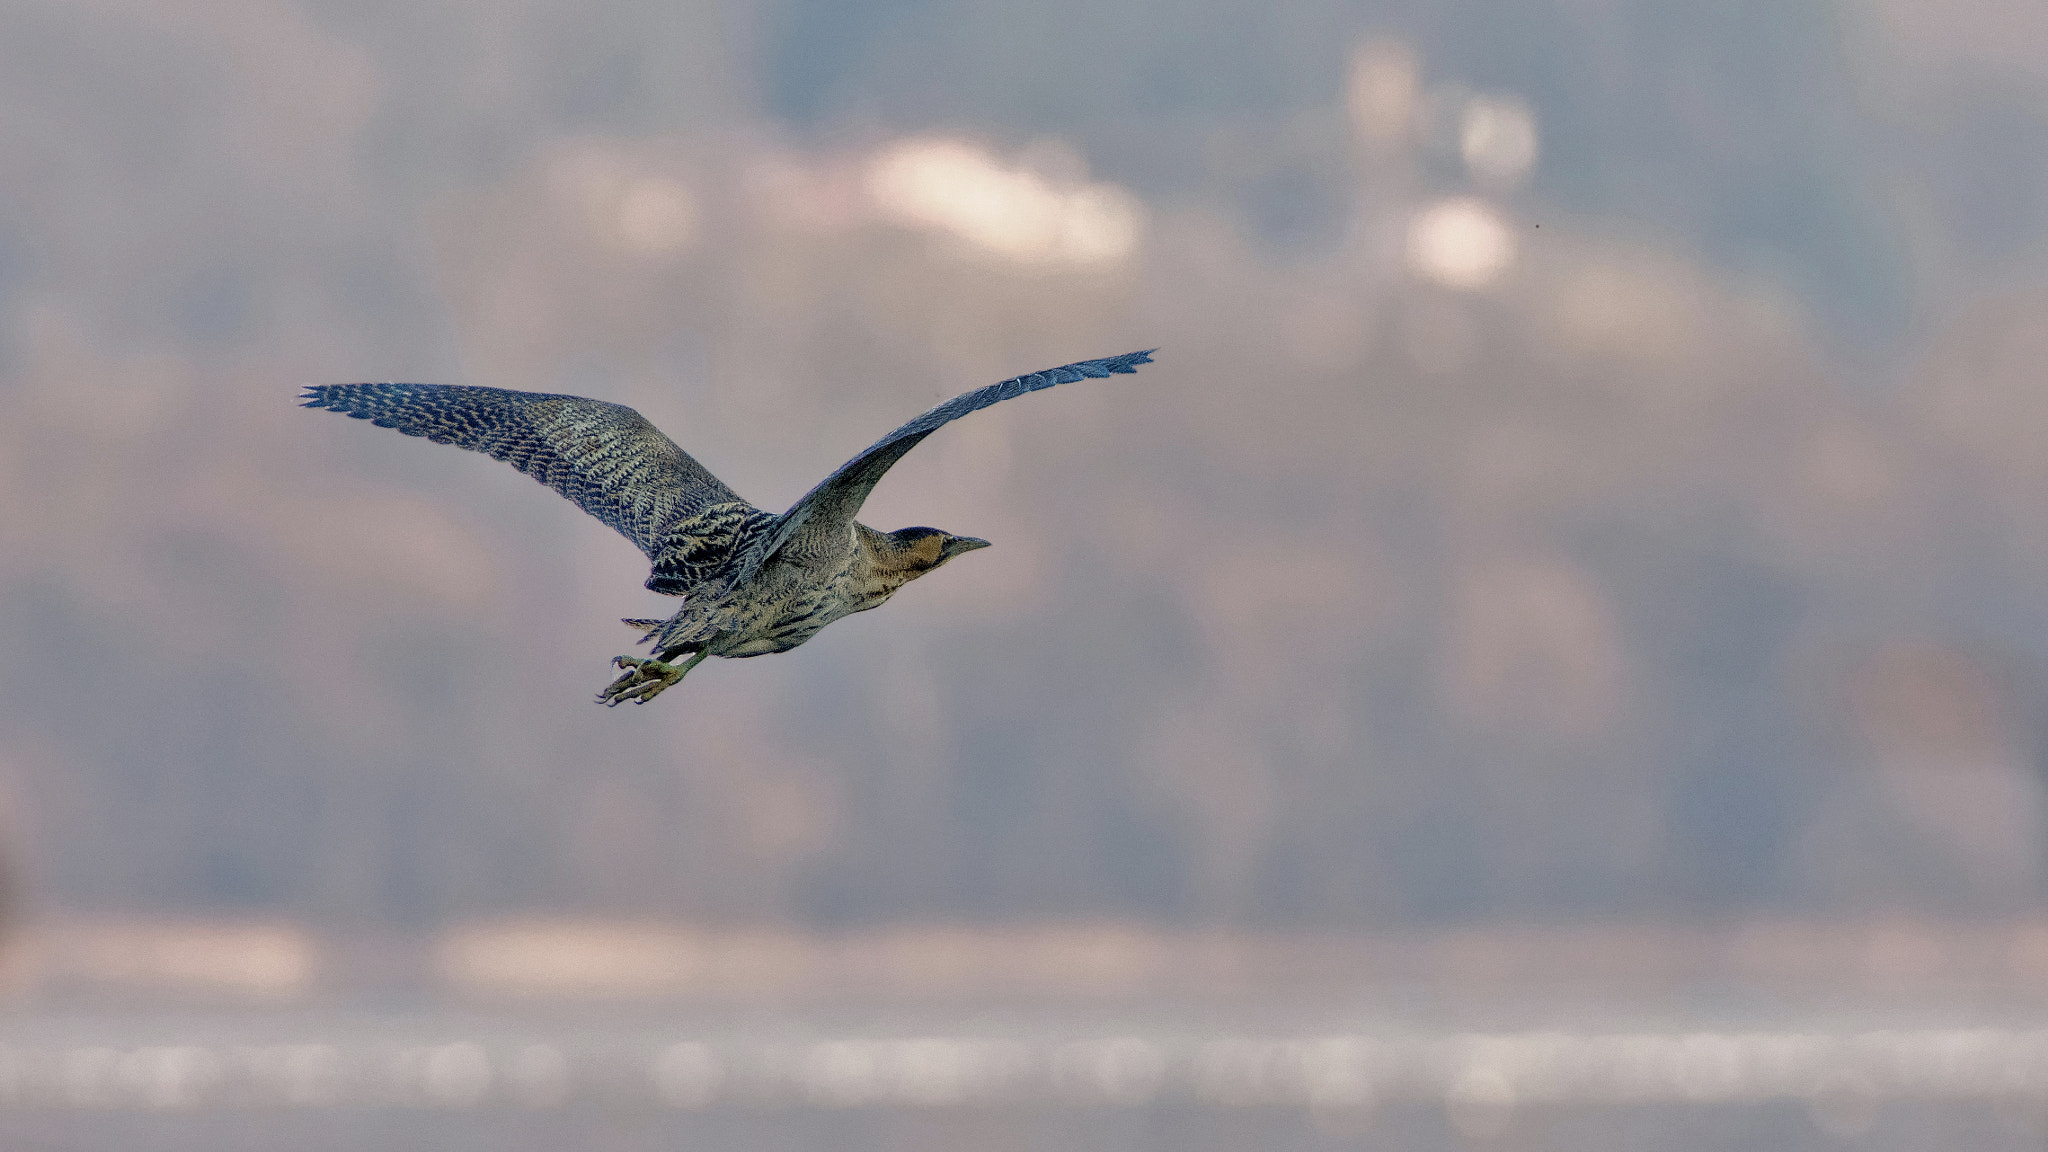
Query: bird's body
[[632, 514, 951, 657], [302, 350, 1154, 704]]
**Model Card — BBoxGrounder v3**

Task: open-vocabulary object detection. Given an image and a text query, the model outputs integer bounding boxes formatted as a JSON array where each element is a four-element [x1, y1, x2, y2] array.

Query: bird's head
[[873, 525, 991, 577]]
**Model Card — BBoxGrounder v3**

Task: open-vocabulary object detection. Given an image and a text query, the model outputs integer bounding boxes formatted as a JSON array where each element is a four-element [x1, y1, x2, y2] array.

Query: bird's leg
[[597, 649, 710, 707]]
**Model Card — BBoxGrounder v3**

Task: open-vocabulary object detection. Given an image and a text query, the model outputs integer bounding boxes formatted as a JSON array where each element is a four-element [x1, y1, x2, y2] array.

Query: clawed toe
[[597, 657, 671, 706], [596, 651, 707, 707], [607, 681, 665, 706]]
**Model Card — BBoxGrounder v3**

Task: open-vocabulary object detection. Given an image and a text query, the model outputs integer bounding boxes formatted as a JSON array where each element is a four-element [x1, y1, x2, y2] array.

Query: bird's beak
[[944, 535, 992, 558]]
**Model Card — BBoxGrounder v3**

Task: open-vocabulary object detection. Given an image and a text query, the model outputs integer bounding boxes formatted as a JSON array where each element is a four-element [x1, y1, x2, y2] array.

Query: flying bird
[[302, 350, 1156, 705]]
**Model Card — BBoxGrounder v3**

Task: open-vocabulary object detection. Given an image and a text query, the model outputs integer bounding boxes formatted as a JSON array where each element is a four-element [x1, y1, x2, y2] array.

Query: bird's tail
[[621, 618, 664, 644]]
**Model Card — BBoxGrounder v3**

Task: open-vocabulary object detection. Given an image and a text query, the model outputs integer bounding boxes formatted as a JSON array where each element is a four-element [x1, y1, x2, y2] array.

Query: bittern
[[302, 350, 1155, 705]]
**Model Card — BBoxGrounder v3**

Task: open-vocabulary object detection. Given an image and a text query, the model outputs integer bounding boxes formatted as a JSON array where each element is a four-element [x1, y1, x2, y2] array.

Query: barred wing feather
[[301, 383, 746, 559], [753, 350, 1155, 573]]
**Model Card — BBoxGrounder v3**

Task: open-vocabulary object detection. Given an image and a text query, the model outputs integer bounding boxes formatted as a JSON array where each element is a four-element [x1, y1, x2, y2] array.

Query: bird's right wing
[[302, 382, 747, 560]]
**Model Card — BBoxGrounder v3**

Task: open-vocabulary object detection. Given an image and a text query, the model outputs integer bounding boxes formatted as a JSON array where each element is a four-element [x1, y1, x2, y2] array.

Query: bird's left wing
[[302, 382, 747, 559], [748, 350, 1155, 574]]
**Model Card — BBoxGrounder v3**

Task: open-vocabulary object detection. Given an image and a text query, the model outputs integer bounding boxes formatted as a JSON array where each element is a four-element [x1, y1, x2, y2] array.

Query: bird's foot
[[598, 655, 678, 706], [597, 652, 706, 706]]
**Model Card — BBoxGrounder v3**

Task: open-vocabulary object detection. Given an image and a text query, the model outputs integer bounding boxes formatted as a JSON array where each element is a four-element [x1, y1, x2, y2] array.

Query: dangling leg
[[597, 648, 711, 706]]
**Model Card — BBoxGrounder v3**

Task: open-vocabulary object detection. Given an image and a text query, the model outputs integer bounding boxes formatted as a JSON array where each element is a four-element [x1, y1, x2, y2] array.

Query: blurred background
[[4, 0, 2048, 1146]]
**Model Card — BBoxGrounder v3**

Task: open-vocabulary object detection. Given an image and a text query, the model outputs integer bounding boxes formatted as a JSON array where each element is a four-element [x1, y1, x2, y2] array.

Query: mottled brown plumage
[[302, 350, 1154, 704]]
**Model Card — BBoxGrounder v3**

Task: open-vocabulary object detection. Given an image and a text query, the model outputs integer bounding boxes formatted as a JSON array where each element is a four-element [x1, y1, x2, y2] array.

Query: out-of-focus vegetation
[[1, 0, 2047, 944]]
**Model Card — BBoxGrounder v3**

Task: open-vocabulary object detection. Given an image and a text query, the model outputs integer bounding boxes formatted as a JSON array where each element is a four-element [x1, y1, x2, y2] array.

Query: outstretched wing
[[753, 350, 1155, 571], [301, 383, 747, 559]]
